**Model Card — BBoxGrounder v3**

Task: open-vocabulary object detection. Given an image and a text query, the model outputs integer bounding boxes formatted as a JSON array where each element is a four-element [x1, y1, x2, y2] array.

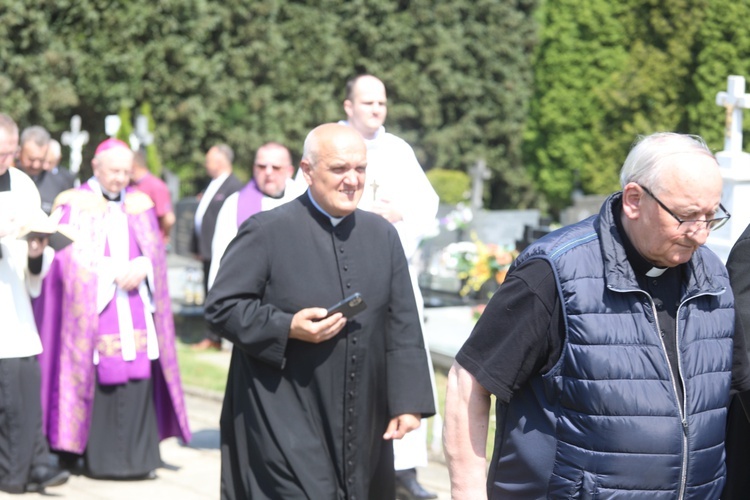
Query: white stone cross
[[716, 75, 750, 154], [60, 115, 89, 177], [130, 114, 153, 151], [469, 159, 490, 212], [104, 115, 121, 138]]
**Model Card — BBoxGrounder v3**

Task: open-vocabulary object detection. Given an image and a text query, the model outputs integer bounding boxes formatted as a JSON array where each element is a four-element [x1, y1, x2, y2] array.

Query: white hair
[[619, 132, 716, 194]]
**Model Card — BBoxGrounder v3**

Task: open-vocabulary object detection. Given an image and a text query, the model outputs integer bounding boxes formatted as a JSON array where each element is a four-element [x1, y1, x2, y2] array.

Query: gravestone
[[60, 115, 89, 182], [163, 167, 180, 209], [468, 159, 490, 213], [706, 75, 750, 263], [516, 217, 555, 253], [130, 114, 153, 151], [472, 209, 540, 248], [418, 204, 539, 305], [560, 194, 608, 226], [167, 252, 206, 343], [173, 197, 199, 257], [104, 115, 121, 138]]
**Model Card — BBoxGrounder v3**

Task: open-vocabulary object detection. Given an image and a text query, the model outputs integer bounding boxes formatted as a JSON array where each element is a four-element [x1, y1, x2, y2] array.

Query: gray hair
[[213, 143, 234, 164], [619, 132, 716, 194], [20, 125, 51, 147]]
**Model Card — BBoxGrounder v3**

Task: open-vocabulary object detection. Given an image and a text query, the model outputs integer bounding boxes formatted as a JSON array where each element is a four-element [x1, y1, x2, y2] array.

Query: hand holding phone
[[326, 293, 367, 319]]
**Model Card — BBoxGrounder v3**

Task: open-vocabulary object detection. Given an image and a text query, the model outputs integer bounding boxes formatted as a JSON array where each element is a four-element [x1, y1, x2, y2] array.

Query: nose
[[342, 169, 359, 185], [685, 223, 710, 245]]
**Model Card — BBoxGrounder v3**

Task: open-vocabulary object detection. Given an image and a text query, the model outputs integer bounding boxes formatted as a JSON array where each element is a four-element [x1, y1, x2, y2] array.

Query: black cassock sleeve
[[727, 229, 750, 393], [722, 224, 750, 500], [204, 217, 293, 369]]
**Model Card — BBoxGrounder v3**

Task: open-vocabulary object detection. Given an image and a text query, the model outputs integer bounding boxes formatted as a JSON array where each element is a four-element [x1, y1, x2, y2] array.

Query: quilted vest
[[488, 194, 735, 499]]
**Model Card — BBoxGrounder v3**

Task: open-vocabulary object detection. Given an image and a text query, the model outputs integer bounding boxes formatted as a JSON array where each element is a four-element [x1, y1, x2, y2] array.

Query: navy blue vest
[[489, 194, 734, 499]]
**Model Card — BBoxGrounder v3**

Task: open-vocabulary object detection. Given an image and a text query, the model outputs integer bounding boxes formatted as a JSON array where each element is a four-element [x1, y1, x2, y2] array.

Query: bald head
[[205, 144, 233, 179], [301, 123, 367, 217], [43, 139, 62, 172], [344, 75, 387, 140]]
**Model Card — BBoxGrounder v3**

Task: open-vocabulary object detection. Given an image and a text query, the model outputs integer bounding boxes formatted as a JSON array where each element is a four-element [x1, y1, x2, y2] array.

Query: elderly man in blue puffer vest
[[444, 132, 750, 500]]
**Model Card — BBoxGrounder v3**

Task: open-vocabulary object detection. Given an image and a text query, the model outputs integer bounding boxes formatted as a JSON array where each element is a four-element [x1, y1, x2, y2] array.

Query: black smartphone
[[326, 293, 367, 319]]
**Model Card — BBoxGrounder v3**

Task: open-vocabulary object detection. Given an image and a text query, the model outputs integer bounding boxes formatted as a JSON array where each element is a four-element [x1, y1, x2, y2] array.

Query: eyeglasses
[[0, 147, 18, 161], [254, 163, 288, 172], [639, 185, 730, 231]]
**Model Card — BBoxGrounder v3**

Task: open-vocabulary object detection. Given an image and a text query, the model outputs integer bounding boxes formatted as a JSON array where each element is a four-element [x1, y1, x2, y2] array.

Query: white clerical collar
[[87, 177, 124, 203], [646, 267, 668, 277], [306, 190, 345, 226]]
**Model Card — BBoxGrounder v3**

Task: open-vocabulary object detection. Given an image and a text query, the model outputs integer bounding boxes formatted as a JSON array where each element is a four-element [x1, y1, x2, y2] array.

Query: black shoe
[[56, 452, 86, 476], [25, 465, 70, 492], [395, 475, 438, 500]]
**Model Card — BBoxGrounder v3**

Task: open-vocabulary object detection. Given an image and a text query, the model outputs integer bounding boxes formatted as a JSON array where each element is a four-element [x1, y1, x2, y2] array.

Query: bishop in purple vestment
[[35, 139, 190, 479]]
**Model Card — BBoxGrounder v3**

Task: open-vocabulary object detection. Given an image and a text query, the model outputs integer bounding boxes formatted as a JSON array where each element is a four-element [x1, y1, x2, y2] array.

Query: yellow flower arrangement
[[456, 232, 518, 299]]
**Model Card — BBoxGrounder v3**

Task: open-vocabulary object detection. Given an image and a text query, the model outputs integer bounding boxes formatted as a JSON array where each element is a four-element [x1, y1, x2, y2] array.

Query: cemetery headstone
[[707, 75, 750, 263], [104, 115, 121, 138], [173, 197, 199, 258], [559, 194, 608, 226], [60, 115, 89, 181], [130, 114, 153, 151], [418, 204, 539, 305], [468, 159, 490, 213]]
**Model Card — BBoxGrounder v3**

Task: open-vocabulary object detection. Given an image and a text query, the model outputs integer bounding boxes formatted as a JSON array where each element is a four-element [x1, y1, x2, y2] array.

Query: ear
[[300, 159, 314, 186], [621, 182, 643, 220], [343, 99, 354, 119]]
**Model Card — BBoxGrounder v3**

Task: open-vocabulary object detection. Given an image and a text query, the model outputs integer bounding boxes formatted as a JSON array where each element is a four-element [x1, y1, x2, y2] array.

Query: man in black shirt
[[18, 127, 74, 214], [444, 132, 750, 499]]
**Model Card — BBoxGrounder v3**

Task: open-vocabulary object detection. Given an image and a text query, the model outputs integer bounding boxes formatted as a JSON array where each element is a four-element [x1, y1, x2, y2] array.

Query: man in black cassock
[[724, 222, 750, 499], [205, 123, 436, 500]]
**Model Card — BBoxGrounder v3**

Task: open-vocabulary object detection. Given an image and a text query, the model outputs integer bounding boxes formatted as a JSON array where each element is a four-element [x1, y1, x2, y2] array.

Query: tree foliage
[[524, 0, 750, 215], [3, 0, 745, 215], [426, 168, 470, 205], [0, 0, 539, 205]]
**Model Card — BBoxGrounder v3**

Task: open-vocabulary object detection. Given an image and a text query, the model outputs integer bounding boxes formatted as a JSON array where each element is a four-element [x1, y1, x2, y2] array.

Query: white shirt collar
[[87, 177, 124, 203], [645, 267, 668, 277], [306, 190, 345, 226]]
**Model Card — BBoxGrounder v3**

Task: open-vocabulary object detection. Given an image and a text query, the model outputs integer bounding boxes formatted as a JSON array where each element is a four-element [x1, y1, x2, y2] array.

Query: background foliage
[[524, 0, 750, 214], [0, 0, 538, 202], [426, 168, 471, 205], [1, 0, 748, 214]]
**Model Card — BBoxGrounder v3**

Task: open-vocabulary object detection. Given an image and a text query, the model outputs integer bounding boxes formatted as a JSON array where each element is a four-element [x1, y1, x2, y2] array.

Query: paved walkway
[[2, 306, 476, 499], [2, 390, 452, 499]]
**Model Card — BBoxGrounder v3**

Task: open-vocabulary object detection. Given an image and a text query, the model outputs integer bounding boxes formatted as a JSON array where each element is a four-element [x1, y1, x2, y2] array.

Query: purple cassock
[[34, 182, 191, 454]]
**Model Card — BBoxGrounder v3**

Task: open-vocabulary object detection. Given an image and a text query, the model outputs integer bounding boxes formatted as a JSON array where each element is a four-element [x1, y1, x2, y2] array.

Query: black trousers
[[203, 259, 221, 343], [723, 392, 750, 499], [0, 356, 50, 493]]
